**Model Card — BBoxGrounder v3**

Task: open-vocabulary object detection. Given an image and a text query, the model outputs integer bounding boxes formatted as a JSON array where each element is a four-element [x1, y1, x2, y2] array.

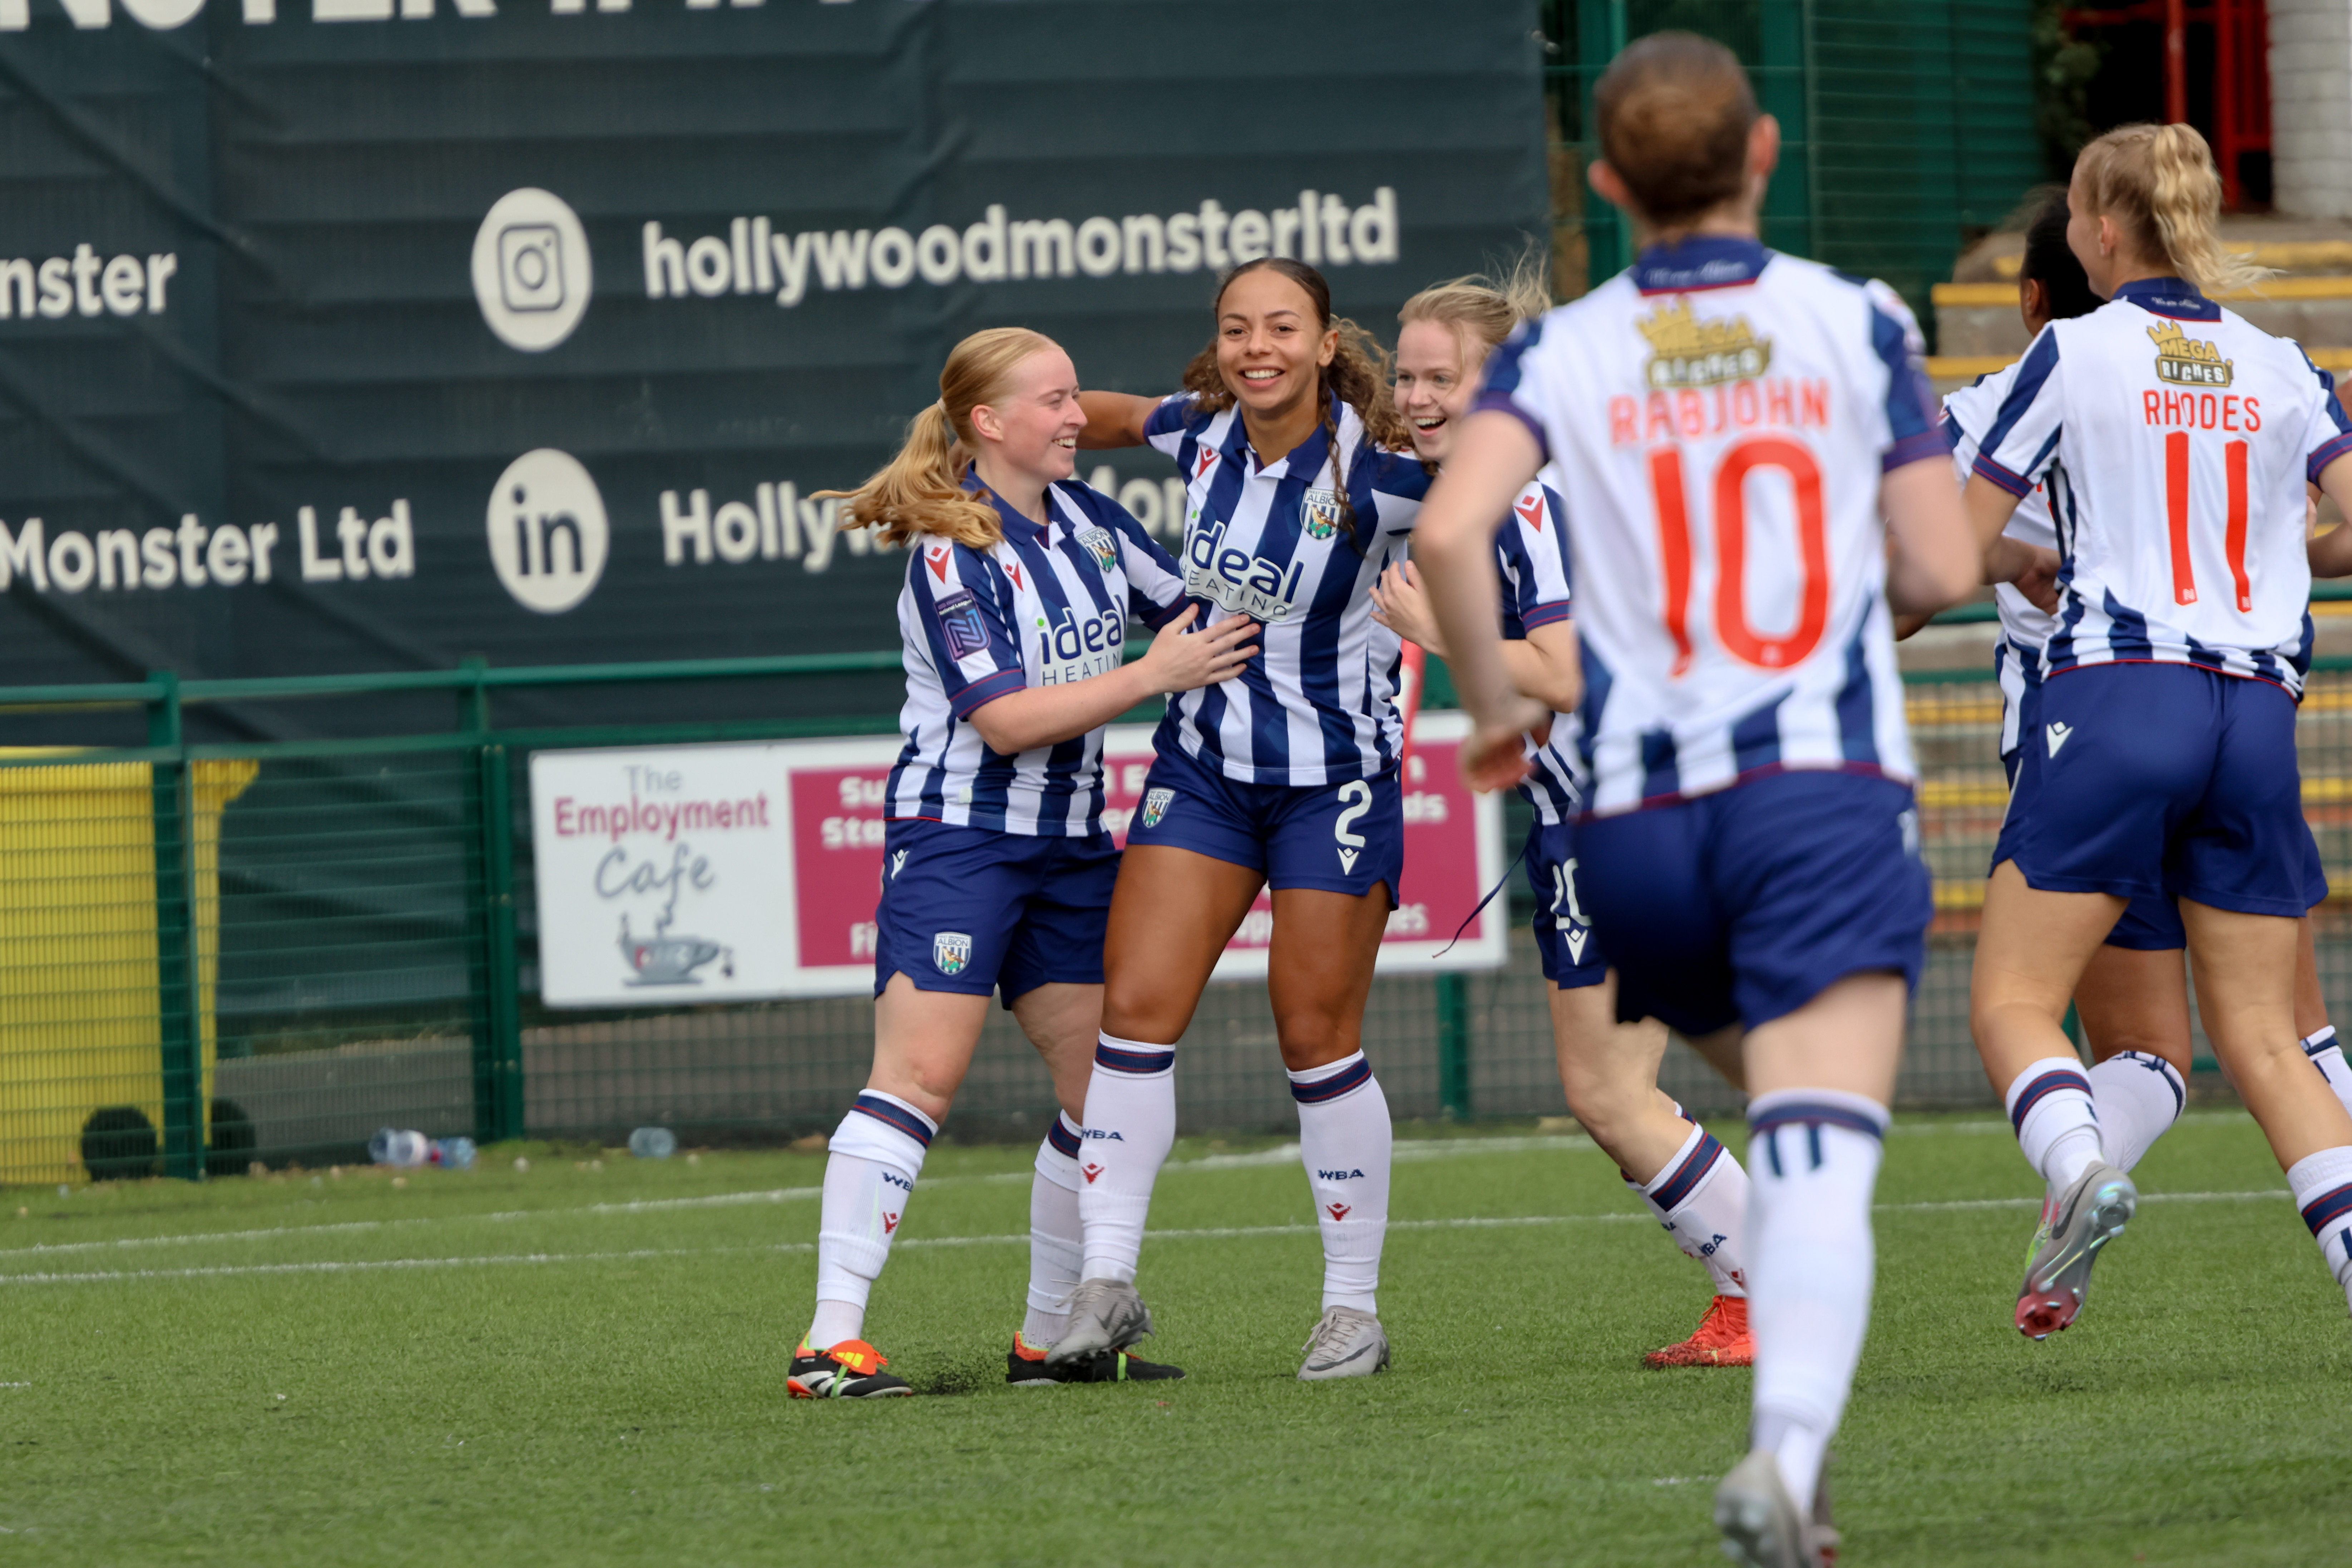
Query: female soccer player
[[1048, 257, 1429, 1380], [1945, 193, 2346, 1200], [1370, 265, 1757, 1368], [1961, 123, 2352, 1351], [1407, 33, 1978, 1565], [785, 327, 1256, 1398]]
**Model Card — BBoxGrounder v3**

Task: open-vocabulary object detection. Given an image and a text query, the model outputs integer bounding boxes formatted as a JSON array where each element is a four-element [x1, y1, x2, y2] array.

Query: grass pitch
[[0, 1112, 2345, 1565]]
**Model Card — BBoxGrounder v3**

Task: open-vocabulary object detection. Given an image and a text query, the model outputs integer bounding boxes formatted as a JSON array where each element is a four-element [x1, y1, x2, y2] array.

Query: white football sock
[[808, 1091, 933, 1350], [2084, 1052, 2185, 1174], [1024, 1112, 1085, 1347], [2005, 1056, 2104, 1191], [2304, 1027, 2352, 1122], [2292, 1146, 2352, 1315], [1291, 1051, 1391, 1314], [1631, 1119, 1750, 1298], [1076, 1033, 1177, 1285], [1744, 1088, 1888, 1517]]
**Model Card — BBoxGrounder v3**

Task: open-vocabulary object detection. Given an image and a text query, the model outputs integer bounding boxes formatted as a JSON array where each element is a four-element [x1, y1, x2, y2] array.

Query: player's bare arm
[[967, 606, 1256, 756], [1413, 409, 1551, 790], [1076, 390, 1159, 449], [1371, 560, 1581, 714], [2312, 453, 2352, 577]]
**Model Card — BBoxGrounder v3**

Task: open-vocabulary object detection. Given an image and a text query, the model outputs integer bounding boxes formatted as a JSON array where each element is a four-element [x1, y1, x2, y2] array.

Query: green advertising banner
[[0, 0, 1547, 728]]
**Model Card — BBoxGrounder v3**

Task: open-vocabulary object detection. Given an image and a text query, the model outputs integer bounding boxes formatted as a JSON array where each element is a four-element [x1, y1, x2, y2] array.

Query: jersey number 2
[[1647, 436, 1829, 675], [2164, 432, 2252, 611]]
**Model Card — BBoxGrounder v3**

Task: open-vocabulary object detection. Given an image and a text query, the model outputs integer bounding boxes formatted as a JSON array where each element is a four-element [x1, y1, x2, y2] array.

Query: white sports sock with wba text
[[1631, 1119, 1750, 1297], [1076, 1034, 1177, 1285], [1290, 1051, 1391, 1315], [1743, 1088, 1888, 1517], [809, 1091, 933, 1350], [2291, 1146, 2352, 1315], [2304, 1027, 2352, 1122], [1024, 1112, 1085, 1347], [2004, 1056, 2104, 1192], [2084, 1052, 2185, 1174]]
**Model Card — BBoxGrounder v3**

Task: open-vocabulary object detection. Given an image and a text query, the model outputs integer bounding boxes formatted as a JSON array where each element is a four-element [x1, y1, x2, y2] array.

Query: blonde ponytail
[[817, 326, 1058, 550], [2077, 123, 2272, 294], [1399, 246, 1553, 359]]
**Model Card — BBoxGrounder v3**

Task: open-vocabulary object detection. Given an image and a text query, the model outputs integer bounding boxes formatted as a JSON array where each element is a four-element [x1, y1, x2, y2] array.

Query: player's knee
[[1556, 1060, 1645, 1138], [1271, 1013, 1355, 1072]]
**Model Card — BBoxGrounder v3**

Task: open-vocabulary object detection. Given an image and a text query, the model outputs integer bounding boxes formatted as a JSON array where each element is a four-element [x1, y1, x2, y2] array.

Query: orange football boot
[[1645, 1294, 1753, 1367]]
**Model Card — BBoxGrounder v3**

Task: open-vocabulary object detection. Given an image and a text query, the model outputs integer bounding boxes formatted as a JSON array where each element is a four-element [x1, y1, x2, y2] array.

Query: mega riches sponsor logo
[[474, 188, 592, 352]]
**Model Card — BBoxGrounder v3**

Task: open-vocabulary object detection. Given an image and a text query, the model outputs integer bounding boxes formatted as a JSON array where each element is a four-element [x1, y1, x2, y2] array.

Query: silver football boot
[[1297, 1306, 1390, 1380], [1714, 1449, 1837, 1568], [1046, 1276, 1153, 1366], [2015, 1159, 2137, 1339]]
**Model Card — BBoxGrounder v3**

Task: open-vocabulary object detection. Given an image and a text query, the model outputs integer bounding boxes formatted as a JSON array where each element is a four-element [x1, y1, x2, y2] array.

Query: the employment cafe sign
[[527, 719, 1506, 1007]]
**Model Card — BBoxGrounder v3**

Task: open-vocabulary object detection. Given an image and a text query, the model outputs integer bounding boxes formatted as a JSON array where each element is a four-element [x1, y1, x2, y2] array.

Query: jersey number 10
[[1647, 436, 1829, 676], [2165, 432, 2252, 612]]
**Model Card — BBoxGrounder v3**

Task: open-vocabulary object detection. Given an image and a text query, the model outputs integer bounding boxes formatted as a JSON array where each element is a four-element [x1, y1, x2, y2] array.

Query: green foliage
[[0, 1117, 2347, 1565], [2033, 0, 2107, 177]]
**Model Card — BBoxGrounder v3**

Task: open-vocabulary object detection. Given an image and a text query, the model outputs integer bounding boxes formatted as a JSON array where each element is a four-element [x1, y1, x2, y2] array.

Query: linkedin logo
[[487, 449, 608, 614], [471, 189, 592, 352]]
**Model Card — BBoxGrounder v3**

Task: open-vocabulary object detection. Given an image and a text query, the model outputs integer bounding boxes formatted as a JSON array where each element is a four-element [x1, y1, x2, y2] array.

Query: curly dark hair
[[1178, 257, 1412, 543]]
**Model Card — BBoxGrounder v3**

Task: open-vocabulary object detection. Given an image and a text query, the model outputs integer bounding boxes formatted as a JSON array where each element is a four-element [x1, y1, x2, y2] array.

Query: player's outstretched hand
[[1369, 562, 1446, 657], [2011, 544, 2063, 614], [1459, 696, 1547, 794], [1139, 605, 1257, 694]]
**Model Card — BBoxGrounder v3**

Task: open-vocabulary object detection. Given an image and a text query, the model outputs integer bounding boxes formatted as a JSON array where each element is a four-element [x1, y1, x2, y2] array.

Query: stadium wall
[[0, 0, 1548, 728]]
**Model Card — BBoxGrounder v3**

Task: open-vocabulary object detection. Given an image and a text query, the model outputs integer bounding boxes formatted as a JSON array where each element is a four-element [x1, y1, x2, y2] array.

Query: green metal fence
[[0, 647, 2345, 1185], [1542, 0, 2044, 339]]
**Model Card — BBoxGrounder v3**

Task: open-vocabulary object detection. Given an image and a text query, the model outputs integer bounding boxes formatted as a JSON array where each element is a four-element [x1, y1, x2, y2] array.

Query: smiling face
[[967, 346, 1085, 486], [1215, 266, 1336, 421], [1393, 318, 1484, 464]]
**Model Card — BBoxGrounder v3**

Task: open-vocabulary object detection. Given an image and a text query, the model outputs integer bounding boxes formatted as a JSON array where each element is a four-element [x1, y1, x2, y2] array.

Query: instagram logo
[[471, 189, 591, 352], [498, 224, 565, 314]]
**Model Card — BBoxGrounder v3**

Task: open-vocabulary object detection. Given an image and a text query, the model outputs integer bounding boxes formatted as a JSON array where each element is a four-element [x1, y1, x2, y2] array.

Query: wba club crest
[[1301, 489, 1343, 540], [1141, 788, 1175, 829], [933, 931, 973, 975], [1074, 525, 1118, 573]]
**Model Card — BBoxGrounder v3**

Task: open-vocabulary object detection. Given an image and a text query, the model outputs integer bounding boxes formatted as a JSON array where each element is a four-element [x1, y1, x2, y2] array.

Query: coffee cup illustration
[[619, 913, 726, 986]]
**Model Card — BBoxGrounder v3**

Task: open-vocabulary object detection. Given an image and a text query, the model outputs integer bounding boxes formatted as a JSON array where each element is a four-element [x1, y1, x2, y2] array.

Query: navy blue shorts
[[2000, 670, 2328, 947], [1996, 663, 2311, 919], [873, 819, 1119, 1005], [1572, 772, 1932, 1037], [1523, 819, 1608, 989], [1123, 745, 1403, 904]]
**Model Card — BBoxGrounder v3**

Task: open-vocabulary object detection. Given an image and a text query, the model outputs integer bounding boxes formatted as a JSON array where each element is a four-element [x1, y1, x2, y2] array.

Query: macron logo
[[1082, 1162, 1103, 1184], [1336, 847, 1359, 874], [2045, 721, 2074, 758]]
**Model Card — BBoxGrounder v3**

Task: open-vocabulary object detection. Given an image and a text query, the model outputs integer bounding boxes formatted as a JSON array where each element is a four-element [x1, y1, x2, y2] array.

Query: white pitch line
[[0, 1190, 2294, 1287], [0, 1114, 2268, 1262]]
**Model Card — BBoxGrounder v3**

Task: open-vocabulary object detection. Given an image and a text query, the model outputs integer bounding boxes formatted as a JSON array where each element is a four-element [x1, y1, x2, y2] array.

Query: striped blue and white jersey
[[1494, 477, 1585, 825], [1945, 365, 2069, 756], [886, 477, 1186, 835], [1972, 276, 2352, 697], [1475, 236, 1945, 815], [1144, 391, 1432, 787]]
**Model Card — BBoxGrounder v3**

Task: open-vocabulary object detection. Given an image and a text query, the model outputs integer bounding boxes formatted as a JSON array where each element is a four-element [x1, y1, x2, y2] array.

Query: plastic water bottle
[[369, 1128, 430, 1168], [430, 1137, 477, 1172], [628, 1127, 677, 1159]]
